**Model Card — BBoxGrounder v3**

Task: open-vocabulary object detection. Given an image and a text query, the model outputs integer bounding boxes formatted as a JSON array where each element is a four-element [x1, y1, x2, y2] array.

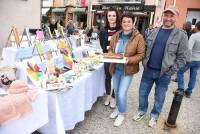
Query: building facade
[[165, 0, 200, 28], [145, 0, 166, 27], [92, 0, 158, 34], [0, 0, 41, 55], [44, 0, 87, 28]]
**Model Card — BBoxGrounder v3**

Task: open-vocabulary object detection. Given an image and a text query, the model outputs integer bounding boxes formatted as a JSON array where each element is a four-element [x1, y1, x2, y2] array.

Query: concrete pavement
[[69, 67, 200, 134]]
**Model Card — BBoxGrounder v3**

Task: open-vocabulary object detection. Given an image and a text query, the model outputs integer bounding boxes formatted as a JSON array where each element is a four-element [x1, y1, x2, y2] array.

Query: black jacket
[[99, 27, 120, 53]]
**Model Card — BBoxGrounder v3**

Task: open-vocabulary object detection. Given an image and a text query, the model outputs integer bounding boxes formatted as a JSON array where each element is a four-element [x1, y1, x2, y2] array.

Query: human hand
[[124, 57, 129, 64]]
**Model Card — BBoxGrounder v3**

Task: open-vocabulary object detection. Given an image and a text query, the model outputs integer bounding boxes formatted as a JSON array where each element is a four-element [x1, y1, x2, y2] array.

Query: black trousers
[[104, 63, 115, 98]]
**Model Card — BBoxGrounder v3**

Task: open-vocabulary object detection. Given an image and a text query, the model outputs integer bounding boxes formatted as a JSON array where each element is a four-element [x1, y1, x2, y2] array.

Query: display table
[[0, 90, 48, 134], [39, 64, 105, 134], [2, 43, 104, 134]]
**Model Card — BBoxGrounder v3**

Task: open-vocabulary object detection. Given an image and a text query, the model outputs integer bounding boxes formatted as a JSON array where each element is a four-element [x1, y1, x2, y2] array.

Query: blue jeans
[[113, 69, 133, 113], [138, 67, 171, 119], [177, 61, 200, 94]]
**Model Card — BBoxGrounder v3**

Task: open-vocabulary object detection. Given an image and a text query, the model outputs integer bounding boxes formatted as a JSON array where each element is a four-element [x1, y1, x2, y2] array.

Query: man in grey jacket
[[133, 5, 188, 128]]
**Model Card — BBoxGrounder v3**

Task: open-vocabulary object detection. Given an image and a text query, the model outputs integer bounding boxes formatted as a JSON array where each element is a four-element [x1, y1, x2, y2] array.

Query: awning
[[131, 12, 148, 16], [52, 8, 66, 13], [42, 8, 50, 15], [72, 8, 86, 13]]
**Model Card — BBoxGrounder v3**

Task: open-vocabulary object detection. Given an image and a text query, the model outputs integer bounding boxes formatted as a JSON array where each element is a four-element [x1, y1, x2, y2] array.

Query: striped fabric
[[108, 28, 117, 42]]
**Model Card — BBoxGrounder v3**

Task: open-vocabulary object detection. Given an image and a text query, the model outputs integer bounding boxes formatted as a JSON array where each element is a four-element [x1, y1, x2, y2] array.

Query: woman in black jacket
[[99, 7, 121, 108]]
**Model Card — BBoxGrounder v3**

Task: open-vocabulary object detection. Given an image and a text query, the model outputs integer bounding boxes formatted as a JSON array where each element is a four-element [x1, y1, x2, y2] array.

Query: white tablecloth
[[1, 45, 104, 134], [0, 90, 48, 134], [39, 64, 105, 134]]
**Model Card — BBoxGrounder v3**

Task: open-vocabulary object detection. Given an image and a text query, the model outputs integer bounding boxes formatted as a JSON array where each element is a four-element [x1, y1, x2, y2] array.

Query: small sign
[[36, 31, 45, 40]]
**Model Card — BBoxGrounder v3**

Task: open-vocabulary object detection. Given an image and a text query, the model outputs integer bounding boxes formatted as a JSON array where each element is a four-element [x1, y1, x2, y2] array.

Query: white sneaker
[[148, 117, 157, 128], [110, 109, 119, 119], [104, 95, 111, 106], [133, 112, 145, 121], [110, 97, 116, 108], [114, 114, 125, 127]]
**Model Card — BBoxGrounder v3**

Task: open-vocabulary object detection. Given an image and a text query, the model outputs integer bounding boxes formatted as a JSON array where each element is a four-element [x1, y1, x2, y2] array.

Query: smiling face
[[122, 17, 133, 32], [107, 11, 117, 26], [163, 11, 177, 28]]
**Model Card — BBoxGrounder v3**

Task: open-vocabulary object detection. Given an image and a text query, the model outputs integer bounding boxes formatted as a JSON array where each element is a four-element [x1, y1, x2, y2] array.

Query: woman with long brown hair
[[99, 7, 121, 108]]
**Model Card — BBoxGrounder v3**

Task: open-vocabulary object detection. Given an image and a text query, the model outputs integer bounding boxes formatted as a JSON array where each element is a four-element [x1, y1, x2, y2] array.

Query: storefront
[[92, 3, 155, 35], [72, 7, 87, 29]]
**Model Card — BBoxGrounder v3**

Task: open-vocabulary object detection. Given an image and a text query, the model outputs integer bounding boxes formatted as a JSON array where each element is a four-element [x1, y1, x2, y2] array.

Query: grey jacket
[[189, 32, 200, 61], [143, 26, 189, 76]]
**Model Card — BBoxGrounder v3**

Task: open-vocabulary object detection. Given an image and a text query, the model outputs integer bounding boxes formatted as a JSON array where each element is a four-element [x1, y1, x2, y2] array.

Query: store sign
[[102, 5, 143, 11], [93, 4, 144, 12], [92, 5, 102, 10]]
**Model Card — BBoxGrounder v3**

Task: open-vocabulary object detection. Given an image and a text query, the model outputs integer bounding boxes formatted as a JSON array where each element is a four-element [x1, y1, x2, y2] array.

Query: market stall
[[1, 30, 105, 133]]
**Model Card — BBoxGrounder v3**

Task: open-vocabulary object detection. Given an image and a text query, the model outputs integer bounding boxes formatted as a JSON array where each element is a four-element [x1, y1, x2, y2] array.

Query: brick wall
[[165, 0, 200, 28]]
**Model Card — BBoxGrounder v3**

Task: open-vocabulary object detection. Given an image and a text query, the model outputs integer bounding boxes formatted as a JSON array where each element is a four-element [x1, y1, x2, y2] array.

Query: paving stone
[[69, 67, 200, 134]]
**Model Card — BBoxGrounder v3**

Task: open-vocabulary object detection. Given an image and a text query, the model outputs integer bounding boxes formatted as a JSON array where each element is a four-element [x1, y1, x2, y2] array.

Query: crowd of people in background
[[47, 18, 85, 37]]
